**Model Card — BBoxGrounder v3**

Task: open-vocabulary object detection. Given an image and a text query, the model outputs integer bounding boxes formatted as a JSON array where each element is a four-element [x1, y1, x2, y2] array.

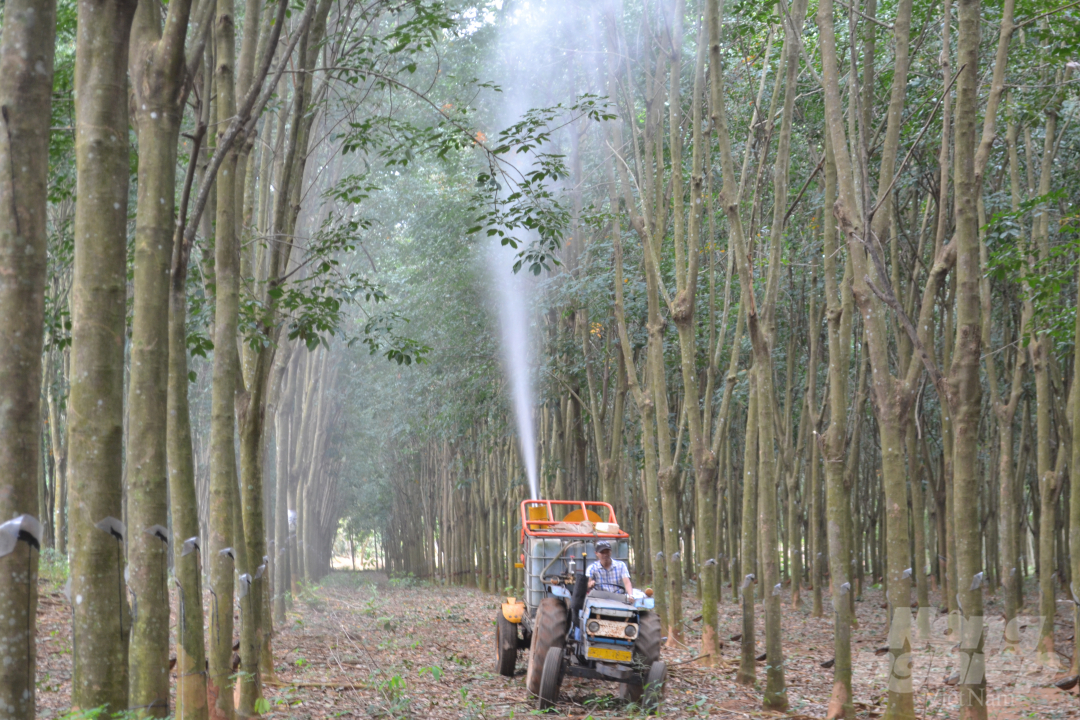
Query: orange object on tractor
[[519, 499, 630, 540]]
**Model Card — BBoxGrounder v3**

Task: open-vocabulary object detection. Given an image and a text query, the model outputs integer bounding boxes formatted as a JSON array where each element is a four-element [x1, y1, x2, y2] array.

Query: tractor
[[495, 500, 667, 712]]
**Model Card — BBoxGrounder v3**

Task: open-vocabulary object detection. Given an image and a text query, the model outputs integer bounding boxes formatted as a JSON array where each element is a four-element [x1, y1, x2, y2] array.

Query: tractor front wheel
[[495, 611, 518, 677], [537, 646, 564, 709], [621, 660, 667, 713], [525, 597, 567, 696], [641, 660, 667, 713]]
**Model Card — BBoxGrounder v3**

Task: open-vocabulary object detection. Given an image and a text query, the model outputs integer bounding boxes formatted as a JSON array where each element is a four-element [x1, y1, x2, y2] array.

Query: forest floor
[[34, 568, 1078, 719]]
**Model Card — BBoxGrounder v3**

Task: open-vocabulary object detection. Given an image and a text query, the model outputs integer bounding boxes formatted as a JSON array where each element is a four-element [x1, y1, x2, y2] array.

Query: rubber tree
[[807, 249, 824, 620], [273, 352, 298, 624], [166, 11, 215, 717], [1030, 64, 1070, 667], [737, 382, 758, 687], [126, 0, 196, 711], [949, 2, 987, 716], [667, 10, 721, 665], [68, 0, 137, 710], [603, 3, 668, 633], [995, 113, 1028, 642], [0, 1, 57, 716], [207, 0, 240, 713], [1072, 192, 1080, 678], [819, 131, 857, 719], [231, 0, 268, 707], [639, 0, 684, 639], [820, 0, 957, 707], [709, 0, 803, 707], [604, 0, 717, 639], [236, 0, 331, 699], [974, 0, 1021, 653], [168, 0, 303, 711], [851, 1, 928, 716]]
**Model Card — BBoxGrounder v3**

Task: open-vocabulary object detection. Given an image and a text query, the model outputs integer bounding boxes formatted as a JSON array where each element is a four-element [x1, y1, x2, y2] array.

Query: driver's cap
[[595, 540, 612, 552]]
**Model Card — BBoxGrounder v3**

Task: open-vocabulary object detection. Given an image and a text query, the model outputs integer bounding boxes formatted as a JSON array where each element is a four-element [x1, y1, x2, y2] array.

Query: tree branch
[[182, 0, 312, 252]]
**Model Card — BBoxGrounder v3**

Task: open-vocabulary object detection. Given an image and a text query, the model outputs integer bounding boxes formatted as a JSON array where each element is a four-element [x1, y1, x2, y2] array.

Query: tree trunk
[[819, 129, 856, 720], [208, 0, 240, 713], [808, 249, 824, 618], [168, 103, 211, 720], [47, 363, 69, 556], [69, 0, 136, 709], [273, 353, 296, 624], [0, 1, 56, 714], [126, 0, 195, 710], [738, 386, 758, 687], [950, 3, 986, 714], [1071, 229, 1080, 676], [1031, 68, 1067, 665], [669, 15, 719, 665]]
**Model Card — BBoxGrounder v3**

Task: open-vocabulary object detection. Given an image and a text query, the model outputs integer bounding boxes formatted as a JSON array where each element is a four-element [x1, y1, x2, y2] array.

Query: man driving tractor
[[586, 540, 634, 599]]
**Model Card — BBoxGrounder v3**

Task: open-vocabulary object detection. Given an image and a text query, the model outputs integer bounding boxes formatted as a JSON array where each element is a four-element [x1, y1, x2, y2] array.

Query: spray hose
[[540, 541, 585, 580]]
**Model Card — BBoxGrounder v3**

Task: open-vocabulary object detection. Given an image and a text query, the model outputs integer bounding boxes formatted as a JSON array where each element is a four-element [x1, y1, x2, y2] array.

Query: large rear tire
[[537, 645, 564, 709], [495, 611, 518, 677], [634, 610, 662, 665], [525, 598, 568, 696]]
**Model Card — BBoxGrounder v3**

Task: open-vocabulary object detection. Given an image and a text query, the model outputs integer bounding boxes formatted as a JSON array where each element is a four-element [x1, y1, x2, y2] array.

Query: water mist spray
[[486, 241, 540, 499]]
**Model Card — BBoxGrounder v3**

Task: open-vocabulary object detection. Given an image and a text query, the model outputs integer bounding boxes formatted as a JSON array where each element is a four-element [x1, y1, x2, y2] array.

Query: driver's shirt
[[587, 558, 630, 594]]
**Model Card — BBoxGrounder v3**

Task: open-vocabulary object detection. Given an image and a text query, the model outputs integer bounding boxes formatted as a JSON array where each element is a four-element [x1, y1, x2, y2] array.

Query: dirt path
[[35, 570, 1079, 718]]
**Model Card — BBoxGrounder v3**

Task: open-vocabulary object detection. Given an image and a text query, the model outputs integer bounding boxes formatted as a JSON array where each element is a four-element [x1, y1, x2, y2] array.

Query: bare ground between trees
[[34, 570, 1077, 719]]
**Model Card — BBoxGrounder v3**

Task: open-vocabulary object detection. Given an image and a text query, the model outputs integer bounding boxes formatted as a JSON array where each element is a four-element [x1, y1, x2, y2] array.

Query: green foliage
[[369, 673, 412, 718], [388, 572, 420, 588], [418, 665, 443, 681], [985, 190, 1079, 350], [48, 0, 78, 204], [468, 95, 617, 275]]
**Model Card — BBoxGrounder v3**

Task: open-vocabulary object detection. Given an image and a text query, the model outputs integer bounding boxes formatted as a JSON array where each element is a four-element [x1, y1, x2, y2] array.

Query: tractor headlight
[[587, 620, 600, 634], [624, 625, 638, 638]]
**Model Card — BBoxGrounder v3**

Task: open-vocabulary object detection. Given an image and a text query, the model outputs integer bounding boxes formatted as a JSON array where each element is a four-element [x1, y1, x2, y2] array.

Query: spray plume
[[487, 241, 540, 500]]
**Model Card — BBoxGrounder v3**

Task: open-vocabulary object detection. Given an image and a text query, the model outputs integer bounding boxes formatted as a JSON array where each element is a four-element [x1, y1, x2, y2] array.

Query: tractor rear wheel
[[633, 610, 662, 665], [495, 611, 518, 677], [537, 645, 564, 709], [525, 598, 567, 696]]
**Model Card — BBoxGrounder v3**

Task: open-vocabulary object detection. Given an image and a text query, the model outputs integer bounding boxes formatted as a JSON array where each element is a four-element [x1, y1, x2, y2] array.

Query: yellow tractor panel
[[502, 597, 525, 624]]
